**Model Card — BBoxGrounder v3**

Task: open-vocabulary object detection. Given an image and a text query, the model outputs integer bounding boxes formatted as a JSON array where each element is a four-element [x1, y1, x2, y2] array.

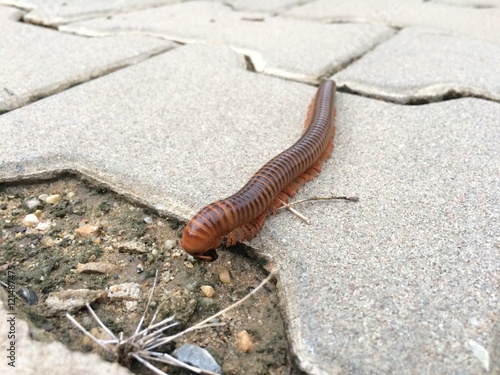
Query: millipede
[[180, 80, 337, 260]]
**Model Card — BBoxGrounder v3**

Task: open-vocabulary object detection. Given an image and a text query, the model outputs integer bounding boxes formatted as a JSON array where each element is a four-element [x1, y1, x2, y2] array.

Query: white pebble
[[144, 216, 153, 224], [164, 239, 177, 250], [67, 192, 76, 199], [38, 194, 48, 202], [36, 222, 52, 231], [26, 198, 41, 210], [22, 214, 39, 227], [45, 194, 61, 204]]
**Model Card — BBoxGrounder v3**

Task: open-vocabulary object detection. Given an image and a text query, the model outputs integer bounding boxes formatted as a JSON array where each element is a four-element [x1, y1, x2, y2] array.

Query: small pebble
[[26, 198, 41, 210], [38, 194, 48, 202], [17, 287, 38, 305], [41, 237, 55, 247], [14, 226, 26, 233], [77, 262, 116, 274], [118, 240, 147, 254], [45, 194, 61, 204], [75, 223, 99, 238], [108, 283, 141, 300], [22, 214, 39, 227], [164, 239, 177, 250], [200, 285, 215, 298], [67, 191, 76, 199], [136, 263, 144, 273], [36, 222, 52, 231], [237, 330, 255, 352], [218, 267, 232, 284], [172, 344, 222, 374], [144, 216, 153, 224], [184, 261, 194, 269]]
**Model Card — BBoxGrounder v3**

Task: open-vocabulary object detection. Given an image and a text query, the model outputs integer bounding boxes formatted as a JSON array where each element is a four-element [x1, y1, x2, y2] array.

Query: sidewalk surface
[[0, 1, 499, 374]]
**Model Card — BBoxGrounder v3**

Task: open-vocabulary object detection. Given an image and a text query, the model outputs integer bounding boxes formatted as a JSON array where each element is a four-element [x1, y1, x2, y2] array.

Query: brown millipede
[[180, 80, 337, 260]]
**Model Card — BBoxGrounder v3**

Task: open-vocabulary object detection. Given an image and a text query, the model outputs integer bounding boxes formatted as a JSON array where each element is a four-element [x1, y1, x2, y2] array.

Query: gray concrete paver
[[0, 6, 175, 112], [332, 27, 500, 103], [254, 93, 499, 375], [1, 41, 498, 375], [59, 1, 394, 84], [0, 0, 182, 25], [284, 0, 500, 43]]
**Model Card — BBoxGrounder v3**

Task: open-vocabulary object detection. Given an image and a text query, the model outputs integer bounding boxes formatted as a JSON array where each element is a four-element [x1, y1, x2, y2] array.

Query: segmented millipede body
[[180, 80, 337, 260]]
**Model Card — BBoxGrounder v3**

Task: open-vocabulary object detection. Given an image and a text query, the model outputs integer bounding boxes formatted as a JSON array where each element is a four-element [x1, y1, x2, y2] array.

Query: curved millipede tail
[[180, 80, 337, 260]]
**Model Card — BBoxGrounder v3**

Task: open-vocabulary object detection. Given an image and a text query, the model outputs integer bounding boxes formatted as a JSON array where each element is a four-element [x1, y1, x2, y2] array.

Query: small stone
[[108, 282, 141, 300], [125, 301, 138, 311], [218, 267, 231, 284], [118, 240, 147, 254], [22, 214, 39, 227], [172, 344, 222, 374], [237, 330, 254, 352], [67, 191, 76, 199], [77, 262, 116, 274], [200, 285, 215, 298], [17, 287, 38, 305], [38, 194, 48, 202], [136, 263, 144, 273], [36, 221, 52, 231], [34, 209, 43, 218], [14, 226, 26, 233], [25, 198, 41, 210], [164, 239, 177, 250], [75, 223, 99, 238], [99, 201, 111, 213], [144, 216, 153, 224], [46, 289, 104, 312], [45, 194, 62, 204], [184, 261, 194, 269], [41, 237, 55, 247]]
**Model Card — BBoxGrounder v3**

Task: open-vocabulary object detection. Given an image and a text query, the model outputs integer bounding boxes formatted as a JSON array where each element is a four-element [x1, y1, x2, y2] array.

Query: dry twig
[[278, 195, 359, 224], [67, 270, 276, 374]]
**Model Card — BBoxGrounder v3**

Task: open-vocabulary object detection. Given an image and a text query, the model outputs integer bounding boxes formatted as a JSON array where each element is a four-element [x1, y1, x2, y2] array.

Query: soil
[[0, 175, 302, 375]]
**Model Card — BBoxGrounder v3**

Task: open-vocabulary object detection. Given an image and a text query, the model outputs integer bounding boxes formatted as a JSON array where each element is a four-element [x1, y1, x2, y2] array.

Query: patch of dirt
[[0, 175, 301, 375]]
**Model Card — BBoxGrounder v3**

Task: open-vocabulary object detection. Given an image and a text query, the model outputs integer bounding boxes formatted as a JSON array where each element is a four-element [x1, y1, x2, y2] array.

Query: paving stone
[[332, 27, 500, 103], [60, 1, 394, 84], [0, 44, 316, 220], [284, 0, 500, 43], [0, 0, 182, 25], [0, 43, 498, 374], [253, 94, 499, 374], [0, 7, 174, 113]]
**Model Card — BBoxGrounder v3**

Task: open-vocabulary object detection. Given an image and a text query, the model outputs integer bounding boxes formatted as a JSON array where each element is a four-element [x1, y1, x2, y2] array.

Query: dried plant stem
[[279, 195, 359, 224], [66, 270, 276, 375]]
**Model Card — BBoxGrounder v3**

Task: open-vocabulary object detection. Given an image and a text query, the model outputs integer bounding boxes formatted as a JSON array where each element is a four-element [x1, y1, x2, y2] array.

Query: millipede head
[[180, 222, 221, 261]]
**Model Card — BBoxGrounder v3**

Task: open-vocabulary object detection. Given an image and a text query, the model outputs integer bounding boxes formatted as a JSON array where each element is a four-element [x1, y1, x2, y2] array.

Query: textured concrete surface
[[0, 0, 181, 25], [284, 0, 500, 43], [253, 93, 499, 374], [0, 1, 499, 374], [60, 1, 394, 84], [332, 27, 500, 103], [0, 5, 174, 112]]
